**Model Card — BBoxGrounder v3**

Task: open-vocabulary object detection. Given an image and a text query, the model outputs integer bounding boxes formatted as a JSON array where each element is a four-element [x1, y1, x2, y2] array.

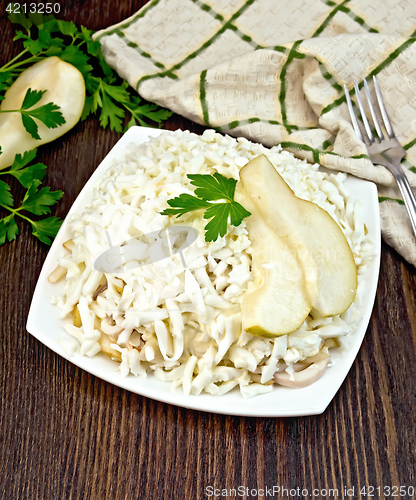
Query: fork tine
[[373, 75, 395, 139], [354, 80, 375, 143], [343, 84, 365, 143], [363, 79, 384, 141]]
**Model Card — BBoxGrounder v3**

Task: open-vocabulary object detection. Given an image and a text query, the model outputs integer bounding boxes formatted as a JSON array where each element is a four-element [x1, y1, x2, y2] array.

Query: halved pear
[[0, 57, 86, 169], [237, 155, 357, 318]]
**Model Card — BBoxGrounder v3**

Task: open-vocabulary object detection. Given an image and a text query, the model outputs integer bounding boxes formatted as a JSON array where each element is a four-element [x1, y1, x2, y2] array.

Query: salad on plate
[[46, 128, 374, 399]]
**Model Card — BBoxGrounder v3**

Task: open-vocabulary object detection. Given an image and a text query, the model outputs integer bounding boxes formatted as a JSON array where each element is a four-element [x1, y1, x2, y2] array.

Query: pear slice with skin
[[238, 189, 312, 337], [237, 155, 357, 318]]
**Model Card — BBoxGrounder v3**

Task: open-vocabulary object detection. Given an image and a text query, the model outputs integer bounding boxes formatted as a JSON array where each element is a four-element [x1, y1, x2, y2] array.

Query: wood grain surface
[[1, 2, 416, 499]]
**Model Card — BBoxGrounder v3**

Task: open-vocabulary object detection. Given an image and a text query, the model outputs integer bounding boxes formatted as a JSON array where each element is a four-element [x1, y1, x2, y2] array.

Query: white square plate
[[27, 126, 381, 417]]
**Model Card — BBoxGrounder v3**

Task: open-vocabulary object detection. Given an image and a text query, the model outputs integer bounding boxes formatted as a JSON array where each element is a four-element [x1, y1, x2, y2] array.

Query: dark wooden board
[[1, 2, 416, 498]]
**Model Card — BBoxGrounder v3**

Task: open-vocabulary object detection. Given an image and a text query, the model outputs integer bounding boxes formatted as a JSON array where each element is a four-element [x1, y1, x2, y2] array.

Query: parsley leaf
[[0, 71, 13, 101], [0, 179, 14, 207], [29, 216, 62, 245], [188, 173, 237, 202], [160, 194, 212, 217], [14, 29, 63, 55], [0, 87, 66, 140], [28, 11, 55, 29], [21, 114, 41, 140], [0, 215, 19, 245], [81, 78, 131, 131], [228, 200, 251, 227], [100, 90, 125, 131], [0, 149, 63, 246], [59, 45, 93, 75], [8, 8, 32, 30], [101, 80, 130, 103], [0, 87, 7, 102], [9, 149, 37, 167], [79, 25, 103, 60], [160, 173, 251, 242], [14, 31, 43, 54], [124, 96, 173, 130], [0, 71, 13, 84], [25, 101, 65, 128], [2, 149, 46, 187], [21, 88, 46, 108], [43, 19, 78, 38], [203, 203, 230, 241], [20, 179, 63, 215]]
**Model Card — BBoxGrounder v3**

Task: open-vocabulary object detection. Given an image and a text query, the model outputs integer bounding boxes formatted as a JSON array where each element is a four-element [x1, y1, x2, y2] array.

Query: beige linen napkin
[[94, 0, 416, 266]]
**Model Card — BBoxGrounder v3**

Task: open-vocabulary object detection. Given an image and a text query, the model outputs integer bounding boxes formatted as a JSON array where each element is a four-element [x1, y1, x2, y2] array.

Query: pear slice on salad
[[238, 191, 312, 337], [237, 154, 357, 318], [0, 56, 86, 169]]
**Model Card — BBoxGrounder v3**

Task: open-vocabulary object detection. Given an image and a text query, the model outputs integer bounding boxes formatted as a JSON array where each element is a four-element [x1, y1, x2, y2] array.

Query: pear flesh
[[240, 193, 312, 337], [236, 155, 357, 337]]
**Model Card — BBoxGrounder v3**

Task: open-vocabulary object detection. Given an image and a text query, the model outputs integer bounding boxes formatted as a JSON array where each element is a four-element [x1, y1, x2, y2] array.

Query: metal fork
[[344, 76, 416, 237]]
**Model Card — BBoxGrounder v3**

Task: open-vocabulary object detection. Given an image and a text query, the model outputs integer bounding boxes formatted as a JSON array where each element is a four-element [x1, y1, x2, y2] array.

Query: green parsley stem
[[0, 48, 30, 71], [0, 53, 48, 74], [123, 103, 140, 118], [0, 204, 28, 220], [0, 109, 22, 114]]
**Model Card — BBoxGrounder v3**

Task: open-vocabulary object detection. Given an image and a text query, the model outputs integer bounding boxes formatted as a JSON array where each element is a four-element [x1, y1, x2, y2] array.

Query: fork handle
[[394, 171, 416, 238]]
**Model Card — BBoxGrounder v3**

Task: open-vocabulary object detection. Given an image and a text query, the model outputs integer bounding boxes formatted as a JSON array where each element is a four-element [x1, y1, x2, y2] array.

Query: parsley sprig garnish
[[0, 87, 65, 139], [161, 173, 251, 242], [0, 149, 63, 245], [1, 9, 173, 132]]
